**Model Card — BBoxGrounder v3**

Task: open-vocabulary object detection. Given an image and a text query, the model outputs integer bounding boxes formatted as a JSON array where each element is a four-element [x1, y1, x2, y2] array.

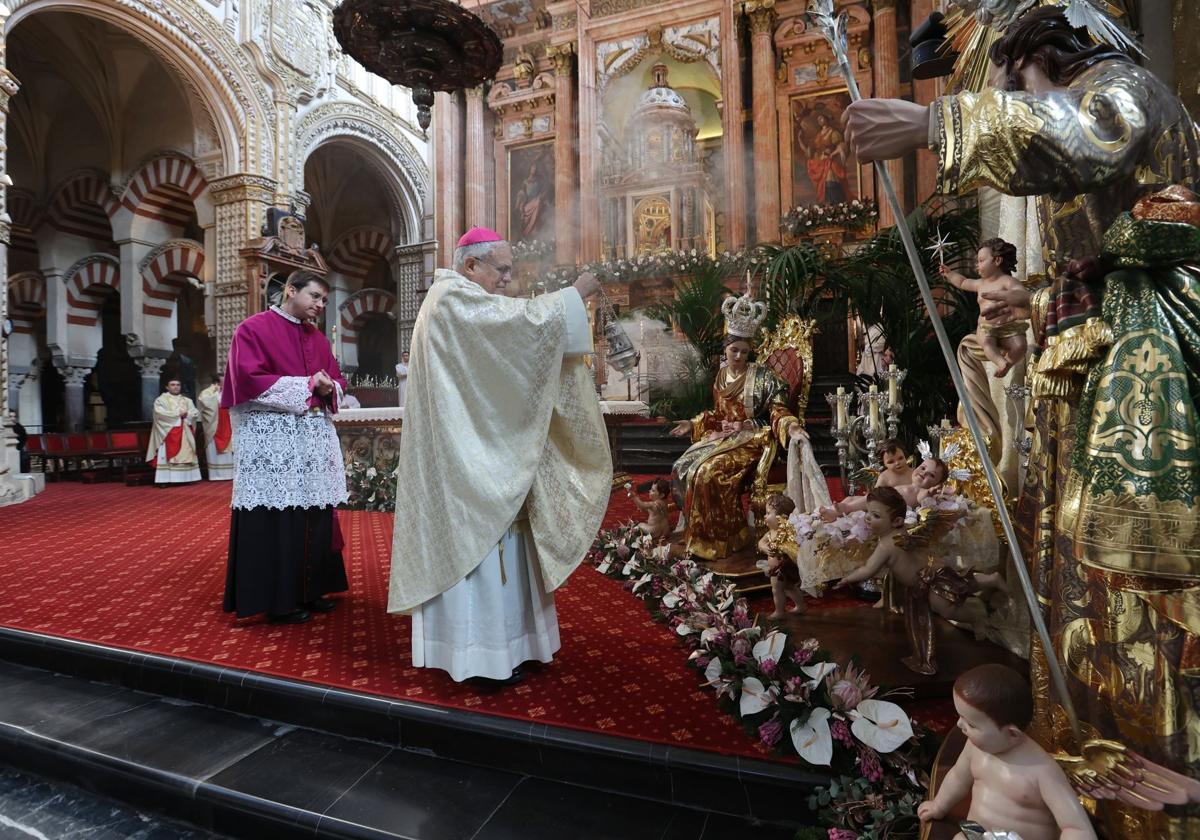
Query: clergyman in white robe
[[387, 247, 610, 683]]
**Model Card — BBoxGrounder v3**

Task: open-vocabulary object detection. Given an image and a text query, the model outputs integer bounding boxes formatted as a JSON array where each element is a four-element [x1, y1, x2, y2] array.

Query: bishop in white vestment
[[388, 228, 611, 683]]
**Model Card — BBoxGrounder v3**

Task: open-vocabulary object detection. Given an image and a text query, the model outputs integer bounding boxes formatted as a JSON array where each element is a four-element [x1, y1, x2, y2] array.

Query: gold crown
[[721, 291, 767, 339]]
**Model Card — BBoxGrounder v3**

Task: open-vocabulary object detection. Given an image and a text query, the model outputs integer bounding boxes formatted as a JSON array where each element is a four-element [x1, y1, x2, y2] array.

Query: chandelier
[[332, 0, 503, 134]]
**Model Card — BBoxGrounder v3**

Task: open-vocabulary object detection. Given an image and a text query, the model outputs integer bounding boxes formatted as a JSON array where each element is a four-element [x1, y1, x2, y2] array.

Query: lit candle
[[887, 363, 898, 406], [868, 384, 880, 434], [941, 417, 952, 430], [836, 386, 848, 430]]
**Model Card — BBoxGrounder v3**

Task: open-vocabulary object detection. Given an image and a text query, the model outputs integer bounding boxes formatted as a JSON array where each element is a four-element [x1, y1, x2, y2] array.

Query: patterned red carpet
[[0, 478, 952, 760]]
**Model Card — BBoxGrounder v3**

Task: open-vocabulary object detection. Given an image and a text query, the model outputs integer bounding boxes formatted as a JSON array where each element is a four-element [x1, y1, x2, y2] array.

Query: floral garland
[[589, 525, 932, 775], [512, 238, 555, 262], [343, 457, 398, 512], [782, 199, 879, 238], [533, 247, 769, 293]]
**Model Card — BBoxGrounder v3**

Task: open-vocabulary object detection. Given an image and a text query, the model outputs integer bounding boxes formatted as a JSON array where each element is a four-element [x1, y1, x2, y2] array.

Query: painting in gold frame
[[789, 90, 860, 207], [507, 140, 555, 246]]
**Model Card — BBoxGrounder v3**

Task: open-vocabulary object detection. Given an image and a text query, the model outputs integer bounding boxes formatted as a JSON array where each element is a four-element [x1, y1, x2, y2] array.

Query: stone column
[[136, 357, 167, 421], [464, 86, 487, 228], [208, 175, 277, 367], [721, 3, 748, 249], [746, 1, 780, 244], [58, 364, 91, 433], [0, 16, 25, 504], [548, 43, 577, 265], [872, 0, 903, 227], [577, 30, 600, 261]]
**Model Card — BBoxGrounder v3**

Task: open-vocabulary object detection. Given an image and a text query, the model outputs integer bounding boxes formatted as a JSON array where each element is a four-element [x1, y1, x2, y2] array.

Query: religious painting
[[789, 90, 859, 208], [633, 196, 671, 255], [507, 141, 555, 246]]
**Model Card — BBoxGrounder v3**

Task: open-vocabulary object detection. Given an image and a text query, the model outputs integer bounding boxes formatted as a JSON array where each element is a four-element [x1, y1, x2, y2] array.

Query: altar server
[[146, 379, 201, 485], [221, 271, 348, 625]]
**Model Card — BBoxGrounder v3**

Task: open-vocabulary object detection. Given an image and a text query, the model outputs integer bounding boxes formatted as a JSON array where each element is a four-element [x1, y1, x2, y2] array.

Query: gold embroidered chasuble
[[145, 393, 199, 467], [934, 58, 1200, 837], [387, 270, 611, 614], [673, 363, 798, 560]]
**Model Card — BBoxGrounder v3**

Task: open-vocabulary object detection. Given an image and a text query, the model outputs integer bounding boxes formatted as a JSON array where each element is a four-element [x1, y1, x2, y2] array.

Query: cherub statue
[[918, 664, 1097, 840], [627, 478, 671, 542], [833, 486, 1005, 675], [821, 446, 950, 520], [756, 493, 806, 619], [873, 437, 914, 488], [939, 238, 1027, 377]]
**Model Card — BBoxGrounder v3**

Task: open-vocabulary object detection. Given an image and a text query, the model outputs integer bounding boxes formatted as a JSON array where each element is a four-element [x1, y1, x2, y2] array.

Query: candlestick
[[887, 363, 898, 406], [836, 386, 848, 430], [868, 384, 881, 434]]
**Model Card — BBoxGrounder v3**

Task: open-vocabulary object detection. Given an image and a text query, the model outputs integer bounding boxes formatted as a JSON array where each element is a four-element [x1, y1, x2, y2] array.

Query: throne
[[749, 315, 817, 518]]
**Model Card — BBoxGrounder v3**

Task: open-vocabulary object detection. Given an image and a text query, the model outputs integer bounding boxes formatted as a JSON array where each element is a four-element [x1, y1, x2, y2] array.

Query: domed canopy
[[632, 64, 692, 120]]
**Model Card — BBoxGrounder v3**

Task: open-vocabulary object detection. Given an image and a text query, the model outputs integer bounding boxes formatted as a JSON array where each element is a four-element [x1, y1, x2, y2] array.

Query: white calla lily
[[850, 699, 914, 753], [632, 573, 653, 593], [752, 630, 787, 665], [800, 661, 837, 688], [738, 677, 778, 716], [675, 621, 696, 636], [596, 558, 612, 574], [700, 627, 721, 645], [789, 707, 833, 766], [703, 658, 724, 685]]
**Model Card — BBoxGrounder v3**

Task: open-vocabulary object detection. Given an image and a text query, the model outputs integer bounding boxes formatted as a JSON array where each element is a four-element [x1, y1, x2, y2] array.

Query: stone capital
[[545, 43, 575, 75], [871, 0, 897, 11], [135, 357, 167, 378], [58, 365, 92, 388], [209, 174, 278, 206], [744, 1, 776, 35], [464, 84, 487, 100]]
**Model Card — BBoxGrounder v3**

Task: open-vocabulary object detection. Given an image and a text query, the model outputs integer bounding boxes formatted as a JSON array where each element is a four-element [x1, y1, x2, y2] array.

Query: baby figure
[[918, 664, 1096, 840], [873, 438, 913, 488], [939, 238, 1027, 377], [757, 493, 805, 619], [834, 487, 1005, 674], [629, 478, 672, 542], [822, 455, 948, 521]]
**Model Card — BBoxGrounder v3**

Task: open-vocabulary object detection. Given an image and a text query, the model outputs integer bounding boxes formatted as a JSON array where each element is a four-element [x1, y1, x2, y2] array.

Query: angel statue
[[669, 289, 828, 560], [832, 486, 1006, 675]]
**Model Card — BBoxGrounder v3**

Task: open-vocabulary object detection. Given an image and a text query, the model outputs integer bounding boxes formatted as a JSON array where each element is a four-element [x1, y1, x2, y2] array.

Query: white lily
[[800, 661, 837, 689], [704, 658, 733, 698], [596, 558, 612, 574], [752, 630, 787, 665], [676, 621, 696, 636], [849, 699, 914, 754], [790, 707, 833, 766], [621, 557, 640, 576], [632, 573, 653, 593], [738, 677, 779, 716]]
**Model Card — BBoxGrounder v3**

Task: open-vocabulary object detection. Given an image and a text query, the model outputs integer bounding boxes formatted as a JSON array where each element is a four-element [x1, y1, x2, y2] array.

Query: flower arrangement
[[589, 524, 931, 778], [532, 247, 769, 293], [343, 457, 398, 512], [782, 199, 879, 239], [512, 239, 555, 262]]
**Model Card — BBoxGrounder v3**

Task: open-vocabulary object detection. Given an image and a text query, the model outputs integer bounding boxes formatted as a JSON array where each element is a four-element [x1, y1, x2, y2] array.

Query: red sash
[[164, 424, 184, 462], [214, 407, 233, 453]]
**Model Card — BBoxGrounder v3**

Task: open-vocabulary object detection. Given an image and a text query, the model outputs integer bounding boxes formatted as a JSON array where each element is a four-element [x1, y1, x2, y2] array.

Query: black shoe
[[267, 609, 311, 625], [304, 598, 337, 613], [472, 667, 525, 688]]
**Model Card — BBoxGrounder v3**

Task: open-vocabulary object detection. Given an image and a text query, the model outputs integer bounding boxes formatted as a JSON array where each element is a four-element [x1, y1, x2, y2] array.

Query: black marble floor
[[0, 660, 803, 839], [0, 764, 225, 839]]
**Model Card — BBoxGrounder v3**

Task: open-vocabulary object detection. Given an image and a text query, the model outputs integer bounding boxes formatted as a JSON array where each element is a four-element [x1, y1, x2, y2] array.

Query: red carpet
[[0, 476, 953, 758], [0, 482, 775, 760]]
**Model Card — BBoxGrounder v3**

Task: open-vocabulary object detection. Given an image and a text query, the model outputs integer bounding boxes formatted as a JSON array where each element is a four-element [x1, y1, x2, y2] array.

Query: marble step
[[0, 628, 824, 833], [0, 657, 809, 840]]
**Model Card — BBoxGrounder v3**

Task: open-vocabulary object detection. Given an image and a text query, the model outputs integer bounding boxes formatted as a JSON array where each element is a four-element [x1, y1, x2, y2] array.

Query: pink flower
[[758, 717, 784, 747], [696, 656, 711, 669], [734, 653, 753, 667], [759, 658, 778, 678], [828, 829, 859, 840], [731, 638, 751, 658], [831, 719, 854, 747], [829, 679, 863, 712], [858, 745, 884, 782]]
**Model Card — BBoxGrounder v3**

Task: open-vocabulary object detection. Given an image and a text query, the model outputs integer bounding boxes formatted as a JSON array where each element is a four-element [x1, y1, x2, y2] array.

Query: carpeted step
[[0, 656, 805, 840]]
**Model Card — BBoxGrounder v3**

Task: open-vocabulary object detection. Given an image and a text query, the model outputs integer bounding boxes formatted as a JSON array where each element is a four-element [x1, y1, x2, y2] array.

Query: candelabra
[[825, 388, 855, 491], [925, 421, 956, 457], [827, 381, 897, 494], [859, 387, 888, 470], [1004, 383, 1033, 469], [882, 364, 906, 439]]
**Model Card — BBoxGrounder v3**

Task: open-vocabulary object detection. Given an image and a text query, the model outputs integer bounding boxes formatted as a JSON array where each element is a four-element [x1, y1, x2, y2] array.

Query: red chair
[[108, 430, 144, 482], [62, 433, 90, 479], [83, 432, 113, 482], [25, 434, 46, 473], [42, 434, 67, 481]]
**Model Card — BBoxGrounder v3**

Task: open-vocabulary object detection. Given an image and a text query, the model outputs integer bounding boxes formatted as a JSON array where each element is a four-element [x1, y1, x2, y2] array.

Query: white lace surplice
[[230, 375, 347, 511]]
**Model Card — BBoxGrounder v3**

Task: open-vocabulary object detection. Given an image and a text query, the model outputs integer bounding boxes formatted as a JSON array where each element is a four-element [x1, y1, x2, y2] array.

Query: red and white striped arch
[[140, 241, 205, 319], [7, 271, 46, 335], [121, 156, 208, 229], [47, 172, 117, 242], [327, 227, 393, 281], [7, 188, 41, 262], [64, 256, 120, 328], [338, 288, 396, 349]]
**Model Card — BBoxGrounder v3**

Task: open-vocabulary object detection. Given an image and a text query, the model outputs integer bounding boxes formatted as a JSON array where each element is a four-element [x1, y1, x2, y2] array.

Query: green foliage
[[343, 457, 398, 512], [808, 773, 925, 840]]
